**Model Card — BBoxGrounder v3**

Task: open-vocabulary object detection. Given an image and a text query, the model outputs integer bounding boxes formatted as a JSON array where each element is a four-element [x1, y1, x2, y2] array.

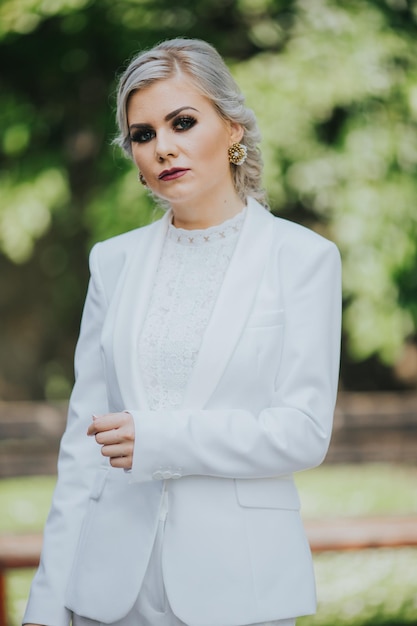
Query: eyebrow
[[129, 106, 199, 130], [165, 106, 199, 121]]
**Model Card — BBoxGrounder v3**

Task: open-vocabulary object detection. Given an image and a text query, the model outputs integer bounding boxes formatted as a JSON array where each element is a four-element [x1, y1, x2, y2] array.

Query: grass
[[0, 475, 55, 533], [295, 462, 417, 518], [0, 475, 55, 625], [296, 464, 417, 626], [1, 464, 416, 625]]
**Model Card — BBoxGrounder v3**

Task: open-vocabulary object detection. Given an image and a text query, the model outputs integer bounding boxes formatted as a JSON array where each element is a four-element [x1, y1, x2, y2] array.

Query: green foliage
[[299, 548, 417, 626], [233, 0, 417, 363], [1, 0, 417, 397], [1, 168, 69, 262]]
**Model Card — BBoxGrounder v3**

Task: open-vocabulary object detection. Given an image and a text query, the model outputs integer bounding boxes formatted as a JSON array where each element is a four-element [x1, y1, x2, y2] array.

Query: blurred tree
[[233, 0, 417, 387], [0, 0, 416, 398]]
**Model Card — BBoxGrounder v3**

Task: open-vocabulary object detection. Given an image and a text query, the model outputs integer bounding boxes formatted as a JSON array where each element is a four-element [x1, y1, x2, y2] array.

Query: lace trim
[[167, 207, 246, 246]]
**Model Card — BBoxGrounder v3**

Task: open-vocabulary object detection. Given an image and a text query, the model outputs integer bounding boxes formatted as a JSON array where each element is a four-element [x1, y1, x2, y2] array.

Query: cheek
[[131, 147, 150, 172], [130, 146, 139, 166], [199, 136, 229, 169], [191, 121, 229, 159]]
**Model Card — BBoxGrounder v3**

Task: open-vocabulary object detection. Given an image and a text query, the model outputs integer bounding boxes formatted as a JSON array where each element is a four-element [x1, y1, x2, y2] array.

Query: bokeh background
[[1, 0, 417, 400], [0, 0, 417, 625]]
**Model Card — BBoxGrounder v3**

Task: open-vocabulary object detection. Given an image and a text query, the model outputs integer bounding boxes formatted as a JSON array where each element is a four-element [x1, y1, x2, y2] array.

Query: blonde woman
[[24, 38, 342, 626]]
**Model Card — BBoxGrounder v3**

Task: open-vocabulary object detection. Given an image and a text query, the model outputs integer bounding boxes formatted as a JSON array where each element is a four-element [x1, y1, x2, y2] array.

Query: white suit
[[24, 198, 342, 626]]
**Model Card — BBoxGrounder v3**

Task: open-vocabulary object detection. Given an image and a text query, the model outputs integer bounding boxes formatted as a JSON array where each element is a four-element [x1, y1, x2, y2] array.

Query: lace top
[[139, 209, 246, 410]]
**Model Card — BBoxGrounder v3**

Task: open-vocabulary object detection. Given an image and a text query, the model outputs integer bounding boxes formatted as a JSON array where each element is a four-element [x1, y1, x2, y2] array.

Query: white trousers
[[72, 520, 296, 626]]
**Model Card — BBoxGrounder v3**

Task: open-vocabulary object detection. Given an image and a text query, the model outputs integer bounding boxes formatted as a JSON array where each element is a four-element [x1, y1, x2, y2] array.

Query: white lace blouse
[[139, 208, 246, 410], [136, 208, 296, 626]]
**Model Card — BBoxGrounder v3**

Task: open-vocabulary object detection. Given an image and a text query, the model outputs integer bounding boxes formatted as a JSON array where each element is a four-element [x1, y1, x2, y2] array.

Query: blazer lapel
[[182, 198, 276, 409], [112, 211, 172, 410]]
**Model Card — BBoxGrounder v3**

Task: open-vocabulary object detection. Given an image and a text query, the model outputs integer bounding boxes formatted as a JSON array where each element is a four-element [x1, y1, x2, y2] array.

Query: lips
[[158, 168, 189, 181]]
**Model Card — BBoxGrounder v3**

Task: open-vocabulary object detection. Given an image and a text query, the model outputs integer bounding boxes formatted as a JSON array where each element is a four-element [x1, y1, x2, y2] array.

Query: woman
[[24, 38, 342, 626]]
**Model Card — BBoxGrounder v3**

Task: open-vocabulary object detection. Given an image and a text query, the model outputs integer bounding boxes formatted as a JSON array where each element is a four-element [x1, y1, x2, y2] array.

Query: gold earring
[[228, 142, 247, 166], [138, 171, 147, 186]]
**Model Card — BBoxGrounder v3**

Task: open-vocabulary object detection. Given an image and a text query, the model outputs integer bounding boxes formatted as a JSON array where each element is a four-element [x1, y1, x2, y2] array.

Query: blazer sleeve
[[128, 237, 342, 483], [23, 244, 109, 626]]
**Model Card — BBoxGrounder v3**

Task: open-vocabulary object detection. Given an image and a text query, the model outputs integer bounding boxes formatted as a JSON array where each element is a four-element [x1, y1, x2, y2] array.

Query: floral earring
[[228, 142, 247, 166]]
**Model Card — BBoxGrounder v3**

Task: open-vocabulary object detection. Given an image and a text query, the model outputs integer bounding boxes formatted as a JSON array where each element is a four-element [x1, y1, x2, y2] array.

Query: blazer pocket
[[246, 309, 285, 329], [235, 476, 300, 510]]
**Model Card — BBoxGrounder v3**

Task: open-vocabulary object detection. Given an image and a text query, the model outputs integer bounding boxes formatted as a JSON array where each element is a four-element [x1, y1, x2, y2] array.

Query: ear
[[228, 121, 244, 144]]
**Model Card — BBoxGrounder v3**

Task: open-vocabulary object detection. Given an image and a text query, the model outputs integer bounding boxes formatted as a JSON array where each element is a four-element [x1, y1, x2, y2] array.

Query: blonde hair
[[114, 38, 268, 207]]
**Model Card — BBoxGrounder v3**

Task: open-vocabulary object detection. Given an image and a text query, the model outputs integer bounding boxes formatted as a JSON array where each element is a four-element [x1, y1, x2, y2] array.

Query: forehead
[[127, 74, 215, 122]]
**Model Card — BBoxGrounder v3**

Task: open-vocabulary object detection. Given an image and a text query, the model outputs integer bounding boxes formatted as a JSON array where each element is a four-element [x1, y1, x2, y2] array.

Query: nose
[[155, 130, 177, 162]]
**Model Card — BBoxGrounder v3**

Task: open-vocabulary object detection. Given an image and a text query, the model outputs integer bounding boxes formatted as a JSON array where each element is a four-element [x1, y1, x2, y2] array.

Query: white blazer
[[24, 197, 342, 626]]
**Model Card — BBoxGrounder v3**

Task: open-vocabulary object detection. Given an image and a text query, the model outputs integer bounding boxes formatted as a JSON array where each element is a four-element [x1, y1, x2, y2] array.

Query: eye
[[173, 116, 196, 132], [130, 127, 155, 144]]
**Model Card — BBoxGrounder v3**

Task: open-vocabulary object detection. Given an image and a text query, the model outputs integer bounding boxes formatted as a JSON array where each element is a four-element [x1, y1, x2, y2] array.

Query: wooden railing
[[327, 391, 417, 463], [1, 392, 417, 476], [0, 392, 416, 624]]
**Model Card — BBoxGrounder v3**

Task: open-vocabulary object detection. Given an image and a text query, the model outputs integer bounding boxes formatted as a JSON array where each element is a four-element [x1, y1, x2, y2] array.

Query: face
[[126, 74, 243, 213]]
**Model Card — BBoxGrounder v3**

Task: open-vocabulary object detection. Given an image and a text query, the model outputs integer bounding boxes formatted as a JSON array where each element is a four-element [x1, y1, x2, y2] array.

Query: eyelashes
[[129, 115, 197, 144], [174, 115, 196, 131], [130, 128, 155, 143]]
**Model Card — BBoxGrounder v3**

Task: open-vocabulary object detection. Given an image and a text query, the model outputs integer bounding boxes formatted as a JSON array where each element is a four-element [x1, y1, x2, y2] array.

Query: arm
[[128, 239, 342, 482], [23, 245, 108, 626]]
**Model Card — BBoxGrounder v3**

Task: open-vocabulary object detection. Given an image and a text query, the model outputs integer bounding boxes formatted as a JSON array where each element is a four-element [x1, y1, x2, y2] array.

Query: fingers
[[99, 438, 134, 467], [108, 454, 133, 470], [87, 411, 135, 471], [100, 443, 128, 458], [91, 438, 133, 469], [94, 428, 122, 446], [87, 412, 121, 436], [87, 412, 133, 437], [101, 442, 133, 469]]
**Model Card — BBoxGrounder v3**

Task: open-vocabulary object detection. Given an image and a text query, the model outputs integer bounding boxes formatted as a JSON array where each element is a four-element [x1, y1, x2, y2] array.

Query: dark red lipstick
[[158, 168, 189, 181]]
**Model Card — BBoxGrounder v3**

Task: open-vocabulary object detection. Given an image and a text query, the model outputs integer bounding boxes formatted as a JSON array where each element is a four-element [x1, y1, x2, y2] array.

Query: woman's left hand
[[87, 411, 135, 469]]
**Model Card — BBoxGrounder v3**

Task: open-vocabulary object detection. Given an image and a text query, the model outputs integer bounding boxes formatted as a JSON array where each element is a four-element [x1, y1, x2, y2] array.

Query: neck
[[171, 196, 245, 230]]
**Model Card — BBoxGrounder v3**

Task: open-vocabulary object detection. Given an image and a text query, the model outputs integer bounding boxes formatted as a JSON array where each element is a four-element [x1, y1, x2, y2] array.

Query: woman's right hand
[[87, 411, 135, 469]]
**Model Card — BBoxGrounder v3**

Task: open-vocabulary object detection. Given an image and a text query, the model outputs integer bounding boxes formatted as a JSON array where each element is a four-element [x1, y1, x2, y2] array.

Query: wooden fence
[[0, 391, 416, 477], [0, 392, 416, 626]]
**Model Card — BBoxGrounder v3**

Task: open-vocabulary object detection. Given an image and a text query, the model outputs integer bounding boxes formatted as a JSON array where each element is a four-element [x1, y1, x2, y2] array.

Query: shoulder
[[90, 212, 168, 267], [247, 201, 342, 295], [248, 197, 340, 259], [274, 215, 339, 258], [94, 217, 163, 257], [87, 214, 168, 295]]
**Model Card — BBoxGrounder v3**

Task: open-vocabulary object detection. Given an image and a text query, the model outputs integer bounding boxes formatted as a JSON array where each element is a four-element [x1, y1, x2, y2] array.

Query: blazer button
[[162, 470, 173, 479], [152, 470, 164, 480], [171, 472, 182, 479]]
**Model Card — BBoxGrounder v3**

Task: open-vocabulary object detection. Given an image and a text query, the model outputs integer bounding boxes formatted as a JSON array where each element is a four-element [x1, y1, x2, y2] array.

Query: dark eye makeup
[[130, 127, 155, 144], [129, 115, 197, 144], [173, 115, 197, 131]]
